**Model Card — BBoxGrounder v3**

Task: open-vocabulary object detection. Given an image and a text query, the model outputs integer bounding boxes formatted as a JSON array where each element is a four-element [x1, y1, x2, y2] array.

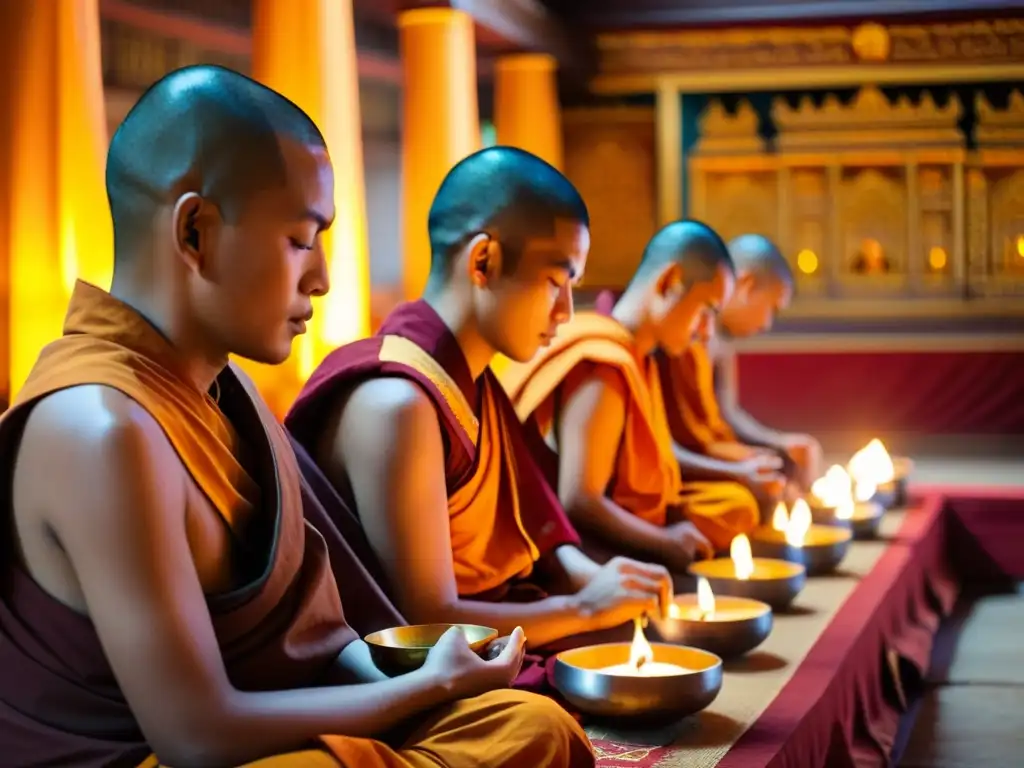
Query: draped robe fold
[[287, 301, 630, 690], [499, 302, 759, 555], [0, 282, 593, 768]]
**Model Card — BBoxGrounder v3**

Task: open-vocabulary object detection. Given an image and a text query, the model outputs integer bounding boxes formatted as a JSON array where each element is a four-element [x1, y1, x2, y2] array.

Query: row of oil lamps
[[551, 438, 913, 719], [363, 439, 912, 722]]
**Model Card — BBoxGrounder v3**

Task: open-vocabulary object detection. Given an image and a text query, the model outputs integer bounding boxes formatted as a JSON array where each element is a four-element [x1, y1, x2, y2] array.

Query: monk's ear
[[655, 261, 684, 303], [735, 272, 757, 299], [172, 192, 219, 273], [467, 233, 502, 287]]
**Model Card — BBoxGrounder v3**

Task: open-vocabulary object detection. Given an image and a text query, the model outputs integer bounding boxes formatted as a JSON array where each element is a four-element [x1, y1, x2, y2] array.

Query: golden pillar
[[251, 0, 371, 413], [3, 0, 110, 398], [655, 79, 683, 226], [494, 54, 563, 170], [398, 8, 480, 301]]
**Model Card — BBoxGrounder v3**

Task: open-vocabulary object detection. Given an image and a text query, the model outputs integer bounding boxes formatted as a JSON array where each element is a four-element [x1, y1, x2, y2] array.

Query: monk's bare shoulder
[[335, 376, 443, 458], [13, 383, 239, 762]]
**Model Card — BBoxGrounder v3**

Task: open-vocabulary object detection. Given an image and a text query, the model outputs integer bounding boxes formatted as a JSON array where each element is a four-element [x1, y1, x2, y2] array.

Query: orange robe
[[500, 311, 758, 553], [657, 342, 736, 455], [0, 282, 594, 768]]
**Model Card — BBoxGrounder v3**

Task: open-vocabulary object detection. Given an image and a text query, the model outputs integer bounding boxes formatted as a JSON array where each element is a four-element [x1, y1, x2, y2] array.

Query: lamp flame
[[848, 438, 895, 486], [812, 465, 853, 508], [628, 616, 654, 671], [731, 534, 754, 580], [786, 499, 812, 548], [836, 498, 855, 521], [854, 480, 877, 502], [697, 578, 716, 619], [771, 501, 789, 531]]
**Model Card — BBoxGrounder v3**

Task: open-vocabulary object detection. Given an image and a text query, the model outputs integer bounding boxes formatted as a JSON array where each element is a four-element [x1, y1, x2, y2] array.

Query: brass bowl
[[750, 525, 852, 576], [689, 557, 806, 610], [649, 594, 773, 658], [365, 624, 498, 677], [553, 642, 722, 719]]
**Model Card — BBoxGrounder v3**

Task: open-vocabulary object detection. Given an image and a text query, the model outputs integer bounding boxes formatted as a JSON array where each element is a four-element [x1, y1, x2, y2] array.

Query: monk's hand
[[660, 521, 715, 573], [738, 453, 786, 499], [424, 626, 527, 699], [780, 434, 823, 488], [574, 556, 673, 629]]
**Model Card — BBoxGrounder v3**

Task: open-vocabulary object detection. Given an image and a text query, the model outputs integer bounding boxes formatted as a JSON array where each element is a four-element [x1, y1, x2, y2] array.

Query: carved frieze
[[596, 19, 1024, 76]]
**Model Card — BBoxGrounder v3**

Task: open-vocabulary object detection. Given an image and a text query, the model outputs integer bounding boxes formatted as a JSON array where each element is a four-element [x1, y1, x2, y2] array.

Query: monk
[[659, 234, 822, 490], [0, 66, 594, 768], [501, 221, 763, 567], [287, 147, 671, 658]]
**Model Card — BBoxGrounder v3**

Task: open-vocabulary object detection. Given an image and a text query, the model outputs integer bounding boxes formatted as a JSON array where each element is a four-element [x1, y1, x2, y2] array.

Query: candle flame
[[628, 616, 654, 671], [730, 534, 754, 580], [848, 438, 895, 485], [697, 577, 716, 618], [812, 465, 853, 508], [854, 480, 877, 502], [771, 501, 789, 531], [835, 498, 855, 521], [786, 499, 812, 548]]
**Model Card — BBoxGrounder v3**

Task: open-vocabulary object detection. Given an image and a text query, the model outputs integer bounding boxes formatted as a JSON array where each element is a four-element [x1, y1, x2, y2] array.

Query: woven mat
[[588, 512, 905, 768]]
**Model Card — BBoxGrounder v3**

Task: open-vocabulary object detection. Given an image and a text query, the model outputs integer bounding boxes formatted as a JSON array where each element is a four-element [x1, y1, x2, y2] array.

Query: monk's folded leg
[[678, 481, 760, 552], [241, 690, 595, 768]]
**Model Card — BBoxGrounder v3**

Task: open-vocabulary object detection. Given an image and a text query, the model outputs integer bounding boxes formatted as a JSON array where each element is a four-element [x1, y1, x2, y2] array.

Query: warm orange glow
[[811, 464, 852, 507], [848, 438, 896, 486], [494, 53, 563, 171], [399, 8, 481, 300], [7, 1, 108, 397], [730, 534, 754, 580], [668, 602, 682, 619], [252, 0, 371, 388], [928, 246, 948, 271], [697, 578, 716, 618], [797, 249, 819, 274], [1016, 235, 1024, 259]]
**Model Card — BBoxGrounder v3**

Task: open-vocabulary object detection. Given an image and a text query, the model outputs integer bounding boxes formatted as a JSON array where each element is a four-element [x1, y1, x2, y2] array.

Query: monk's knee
[[477, 690, 595, 767]]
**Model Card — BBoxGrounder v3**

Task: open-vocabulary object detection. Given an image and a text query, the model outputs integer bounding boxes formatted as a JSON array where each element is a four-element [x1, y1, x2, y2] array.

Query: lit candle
[[688, 533, 806, 610], [848, 438, 896, 487], [808, 464, 884, 536], [752, 499, 852, 575], [600, 617, 691, 677]]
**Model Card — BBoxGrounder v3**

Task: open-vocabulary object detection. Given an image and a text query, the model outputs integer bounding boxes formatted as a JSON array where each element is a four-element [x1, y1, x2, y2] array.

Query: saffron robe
[[0, 282, 593, 768], [500, 302, 759, 554]]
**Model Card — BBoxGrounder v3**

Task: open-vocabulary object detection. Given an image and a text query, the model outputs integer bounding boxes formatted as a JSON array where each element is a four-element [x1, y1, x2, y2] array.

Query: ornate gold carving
[[841, 170, 907, 274], [772, 87, 962, 152], [692, 99, 764, 155], [701, 173, 778, 244], [989, 171, 1024, 276], [563, 108, 656, 287], [966, 169, 988, 278], [596, 19, 1024, 76], [852, 23, 891, 62], [975, 90, 1024, 147]]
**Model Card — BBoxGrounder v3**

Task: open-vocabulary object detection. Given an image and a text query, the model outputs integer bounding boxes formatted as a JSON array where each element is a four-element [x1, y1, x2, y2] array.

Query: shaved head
[[728, 234, 795, 290], [106, 64, 326, 266], [426, 146, 589, 282], [629, 219, 734, 290]]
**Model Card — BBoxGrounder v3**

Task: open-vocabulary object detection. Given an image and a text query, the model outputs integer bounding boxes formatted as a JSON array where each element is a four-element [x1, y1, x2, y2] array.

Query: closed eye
[[290, 238, 314, 251]]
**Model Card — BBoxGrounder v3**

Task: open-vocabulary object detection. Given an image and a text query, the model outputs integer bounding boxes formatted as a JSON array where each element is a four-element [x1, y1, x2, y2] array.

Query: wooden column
[[655, 79, 682, 225], [494, 53, 563, 170], [905, 162, 920, 292], [398, 8, 480, 301], [4, 0, 108, 397]]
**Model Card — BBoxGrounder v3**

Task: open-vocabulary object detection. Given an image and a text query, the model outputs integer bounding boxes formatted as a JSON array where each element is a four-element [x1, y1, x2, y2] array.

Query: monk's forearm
[[724, 405, 787, 449], [199, 669, 453, 765], [335, 639, 390, 683], [674, 445, 744, 481], [568, 495, 670, 561], [437, 594, 596, 648]]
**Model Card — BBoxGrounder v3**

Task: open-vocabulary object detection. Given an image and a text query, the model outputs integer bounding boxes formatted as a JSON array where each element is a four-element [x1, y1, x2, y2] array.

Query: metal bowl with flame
[[553, 619, 723, 719], [810, 464, 884, 539], [752, 499, 852, 575], [849, 439, 913, 509], [649, 579, 773, 658], [364, 624, 498, 677], [688, 534, 806, 610]]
